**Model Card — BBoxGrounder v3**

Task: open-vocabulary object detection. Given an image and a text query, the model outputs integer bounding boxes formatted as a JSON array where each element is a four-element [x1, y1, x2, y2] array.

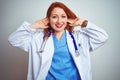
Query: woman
[[8, 2, 108, 80]]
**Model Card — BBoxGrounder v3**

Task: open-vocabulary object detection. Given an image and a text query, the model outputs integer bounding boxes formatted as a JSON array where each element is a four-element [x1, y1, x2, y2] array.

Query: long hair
[[44, 2, 77, 39]]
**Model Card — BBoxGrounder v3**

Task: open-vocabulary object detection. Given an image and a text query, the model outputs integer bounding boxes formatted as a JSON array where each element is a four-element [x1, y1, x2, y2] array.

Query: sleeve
[[8, 21, 42, 52], [81, 21, 108, 52]]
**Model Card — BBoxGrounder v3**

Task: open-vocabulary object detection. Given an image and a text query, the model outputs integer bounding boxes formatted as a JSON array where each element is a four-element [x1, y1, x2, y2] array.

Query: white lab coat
[[8, 21, 108, 80]]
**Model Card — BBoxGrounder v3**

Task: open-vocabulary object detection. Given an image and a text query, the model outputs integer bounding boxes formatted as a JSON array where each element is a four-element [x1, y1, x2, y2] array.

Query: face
[[49, 7, 67, 33]]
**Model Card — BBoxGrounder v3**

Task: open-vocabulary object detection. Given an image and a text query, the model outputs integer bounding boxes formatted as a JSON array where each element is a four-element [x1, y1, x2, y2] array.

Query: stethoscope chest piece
[[75, 50, 80, 57], [69, 32, 80, 57]]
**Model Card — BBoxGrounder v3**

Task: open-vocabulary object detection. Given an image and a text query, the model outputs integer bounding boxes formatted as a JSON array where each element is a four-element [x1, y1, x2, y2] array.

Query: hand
[[30, 18, 49, 29], [67, 18, 80, 26], [67, 18, 87, 27]]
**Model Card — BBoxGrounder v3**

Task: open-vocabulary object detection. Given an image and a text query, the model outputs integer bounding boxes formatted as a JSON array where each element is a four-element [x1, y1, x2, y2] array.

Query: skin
[[49, 7, 68, 40], [30, 7, 86, 40]]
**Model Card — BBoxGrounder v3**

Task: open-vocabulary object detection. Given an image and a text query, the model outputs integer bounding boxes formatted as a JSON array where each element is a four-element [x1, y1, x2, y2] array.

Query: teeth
[[56, 25, 62, 26]]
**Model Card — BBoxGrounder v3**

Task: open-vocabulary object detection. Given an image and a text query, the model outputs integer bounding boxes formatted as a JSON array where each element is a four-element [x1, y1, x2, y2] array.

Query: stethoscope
[[37, 31, 80, 57], [69, 32, 80, 57]]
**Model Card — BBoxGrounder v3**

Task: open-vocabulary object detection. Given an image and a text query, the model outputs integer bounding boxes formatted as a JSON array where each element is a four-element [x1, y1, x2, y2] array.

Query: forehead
[[51, 7, 67, 15]]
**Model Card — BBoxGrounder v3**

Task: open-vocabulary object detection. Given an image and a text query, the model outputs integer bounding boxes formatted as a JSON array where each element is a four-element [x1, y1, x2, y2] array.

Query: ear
[[67, 18, 77, 24], [67, 19, 75, 26], [67, 19, 72, 24]]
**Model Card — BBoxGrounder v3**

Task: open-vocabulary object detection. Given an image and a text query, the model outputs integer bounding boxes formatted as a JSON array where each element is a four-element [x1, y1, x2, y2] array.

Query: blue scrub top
[[46, 31, 80, 80]]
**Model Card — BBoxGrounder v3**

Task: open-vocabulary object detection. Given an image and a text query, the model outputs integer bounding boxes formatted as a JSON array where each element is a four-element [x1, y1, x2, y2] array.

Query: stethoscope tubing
[[38, 31, 80, 56], [69, 32, 78, 51]]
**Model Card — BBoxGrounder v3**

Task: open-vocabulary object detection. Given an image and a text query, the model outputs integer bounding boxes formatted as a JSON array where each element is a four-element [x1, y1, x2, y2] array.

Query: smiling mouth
[[55, 24, 63, 28]]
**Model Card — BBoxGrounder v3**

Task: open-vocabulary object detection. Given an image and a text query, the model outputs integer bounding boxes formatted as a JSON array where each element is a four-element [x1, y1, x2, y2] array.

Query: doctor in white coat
[[8, 2, 108, 80]]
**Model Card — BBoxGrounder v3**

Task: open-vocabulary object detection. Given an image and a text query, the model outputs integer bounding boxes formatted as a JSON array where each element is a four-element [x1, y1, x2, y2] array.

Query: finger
[[67, 19, 73, 23], [69, 23, 74, 26], [73, 18, 79, 23], [43, 18, 49, 22], [42, 18, 49, 25], [67, 18, 78, 24], [75, 18, 79, 21], [44, 25, 49, 29]]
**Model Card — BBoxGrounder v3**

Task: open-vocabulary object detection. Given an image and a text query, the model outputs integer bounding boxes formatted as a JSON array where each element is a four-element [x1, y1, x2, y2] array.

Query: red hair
[[44, 2, 77, 39], [47, 2, 77, 19]]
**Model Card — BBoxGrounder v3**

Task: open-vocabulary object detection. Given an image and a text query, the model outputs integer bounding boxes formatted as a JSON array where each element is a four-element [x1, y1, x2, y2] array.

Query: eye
[[62, 15, 66, 18], [52, 16, 57, 18]]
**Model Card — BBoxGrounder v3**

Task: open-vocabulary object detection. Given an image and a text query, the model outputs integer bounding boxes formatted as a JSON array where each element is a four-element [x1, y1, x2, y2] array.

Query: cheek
[[64, 18, 68, 23], [64, 20, 68, 25], [49, 19, 56, 25]]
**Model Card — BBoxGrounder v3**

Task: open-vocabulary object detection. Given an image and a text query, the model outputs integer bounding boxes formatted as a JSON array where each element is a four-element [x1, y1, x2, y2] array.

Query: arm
[[8, 18, 49, 52], [68, 18, 108, 51], [81, 21, 108, 51], [8, 21, 37, 52]]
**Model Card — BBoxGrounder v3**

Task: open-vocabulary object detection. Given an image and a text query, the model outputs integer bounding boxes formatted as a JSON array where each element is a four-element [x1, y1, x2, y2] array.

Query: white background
[[0, 0, 120, 80]]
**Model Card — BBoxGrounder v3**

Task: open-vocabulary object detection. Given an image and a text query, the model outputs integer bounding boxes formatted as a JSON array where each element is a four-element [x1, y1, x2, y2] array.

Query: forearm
[[8, 21, 39, 52], [30, 18, 49, 29], [81, 21, 108, 51]]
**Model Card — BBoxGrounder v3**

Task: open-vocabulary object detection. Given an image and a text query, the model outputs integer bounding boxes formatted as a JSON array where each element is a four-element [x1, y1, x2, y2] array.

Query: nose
[[56, 17, 62, 24]]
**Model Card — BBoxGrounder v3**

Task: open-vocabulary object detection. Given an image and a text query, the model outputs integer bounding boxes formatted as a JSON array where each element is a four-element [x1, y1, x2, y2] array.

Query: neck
[[54, 30, 65, 40]]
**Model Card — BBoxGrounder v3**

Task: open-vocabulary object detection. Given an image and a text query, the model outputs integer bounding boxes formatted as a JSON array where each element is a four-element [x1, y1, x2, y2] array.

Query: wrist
[[80, 20, 88, 27], [30, 23, 41, 30]]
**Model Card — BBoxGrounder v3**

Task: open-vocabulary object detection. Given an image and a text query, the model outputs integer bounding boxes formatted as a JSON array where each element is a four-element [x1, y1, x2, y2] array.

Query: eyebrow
[[51, 14, 67, 16]]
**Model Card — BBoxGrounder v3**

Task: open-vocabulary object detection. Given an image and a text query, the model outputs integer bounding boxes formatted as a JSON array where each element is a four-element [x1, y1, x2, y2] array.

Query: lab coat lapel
[[66, 30, 84, 80], [41, 35, 54, 65], [66, 30, 76, 57], [66, 30, 81, 57], [37, 35, 54, 79]]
